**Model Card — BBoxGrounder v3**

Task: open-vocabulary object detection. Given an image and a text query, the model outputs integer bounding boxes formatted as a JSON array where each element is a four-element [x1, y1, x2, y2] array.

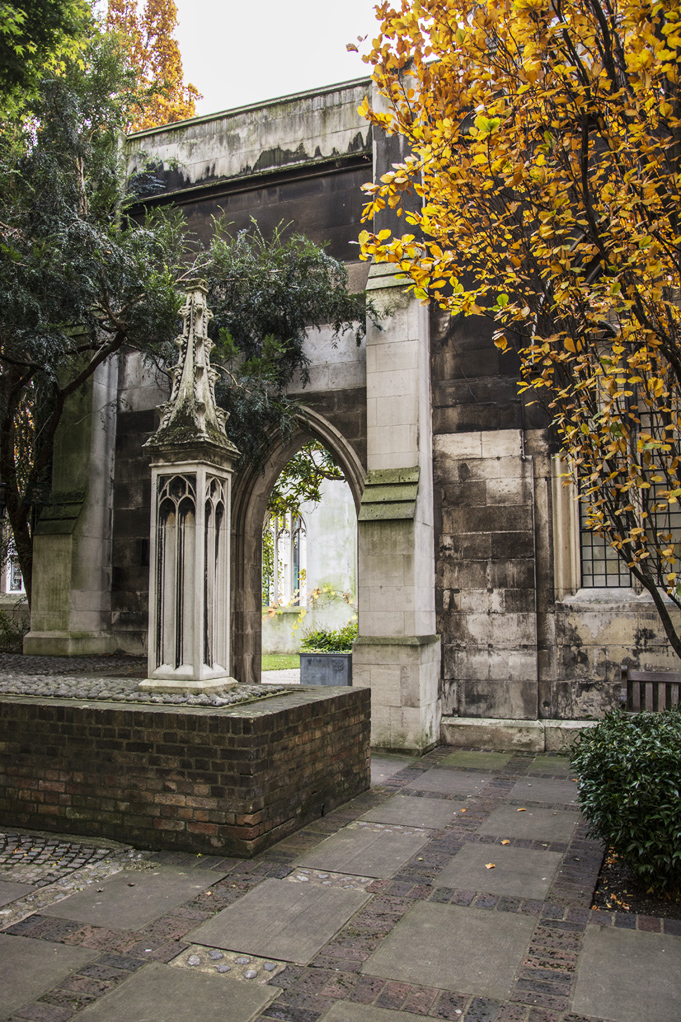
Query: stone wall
[[0, 687, 370, 856], [126, 80, 373, 260]]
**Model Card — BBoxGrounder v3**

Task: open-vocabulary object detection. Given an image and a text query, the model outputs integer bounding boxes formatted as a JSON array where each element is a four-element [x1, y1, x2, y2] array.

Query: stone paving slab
[[434, 841, 563, 900], [439, 750, 512, 770], [478, 804, 578, 843], [294, 822, 430, 878], [0, 879, 35, 908], [527, 755, 571, 776], [359, 793, 460, 829], [75, 960, 274, 1022], [362, 901, 536, 1000], [286, 867, 374, 892], [321, 1003, 421, 1022], [261, 668, 300, 685], [572, 924, 681, 1022], [0, 933, 97, 1019], [371, 754, 418, 785], [509, 777, 581, 804], [404, 768, 490, 796], [43, 865, 222, 929], [188, 877, 369, 965]]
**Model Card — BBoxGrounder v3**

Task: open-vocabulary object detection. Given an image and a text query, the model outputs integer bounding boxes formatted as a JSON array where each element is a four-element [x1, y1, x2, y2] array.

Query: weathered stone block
[[441, 716, 544, 752]]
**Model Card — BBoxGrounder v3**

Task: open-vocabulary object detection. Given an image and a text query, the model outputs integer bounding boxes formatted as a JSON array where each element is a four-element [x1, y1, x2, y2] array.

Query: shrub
[[570, 709, 681, 892], [300, 622, 357, 653]]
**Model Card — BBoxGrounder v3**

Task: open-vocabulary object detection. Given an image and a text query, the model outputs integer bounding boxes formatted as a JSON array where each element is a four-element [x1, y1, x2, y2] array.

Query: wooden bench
[[620, 667, 681, 712]]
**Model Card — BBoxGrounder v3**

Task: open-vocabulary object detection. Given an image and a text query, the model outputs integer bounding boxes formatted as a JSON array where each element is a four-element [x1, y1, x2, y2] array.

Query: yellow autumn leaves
[[358, 0, 681, 626]]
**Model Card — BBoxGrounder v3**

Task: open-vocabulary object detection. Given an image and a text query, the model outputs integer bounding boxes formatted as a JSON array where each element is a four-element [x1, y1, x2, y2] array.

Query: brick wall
[[0, 686, 370, 856]]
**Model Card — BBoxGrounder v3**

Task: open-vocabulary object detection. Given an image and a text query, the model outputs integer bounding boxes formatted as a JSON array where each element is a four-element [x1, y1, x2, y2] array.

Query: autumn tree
[[359, 0, 681, 657], [106, 0, 200, 130]]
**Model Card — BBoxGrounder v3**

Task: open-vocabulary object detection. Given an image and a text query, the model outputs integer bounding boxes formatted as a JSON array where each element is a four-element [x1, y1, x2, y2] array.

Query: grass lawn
[[261, 653, 300, 671]]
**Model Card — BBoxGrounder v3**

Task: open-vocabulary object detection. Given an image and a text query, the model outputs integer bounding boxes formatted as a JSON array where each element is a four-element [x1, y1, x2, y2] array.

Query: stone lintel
[[441, 716, 598, 753]]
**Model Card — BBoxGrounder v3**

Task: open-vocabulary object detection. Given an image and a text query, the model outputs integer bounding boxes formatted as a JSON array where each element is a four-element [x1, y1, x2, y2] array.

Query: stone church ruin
[[21, 78, 680, 753]]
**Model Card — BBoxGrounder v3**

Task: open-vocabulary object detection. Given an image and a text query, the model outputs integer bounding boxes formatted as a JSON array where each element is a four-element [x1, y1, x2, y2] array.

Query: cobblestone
[[0, 832, 113, 886], [0, 666, 285, 706]]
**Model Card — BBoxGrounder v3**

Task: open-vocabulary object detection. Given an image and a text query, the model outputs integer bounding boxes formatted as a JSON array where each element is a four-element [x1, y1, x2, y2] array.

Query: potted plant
[[299, 622, 356, 686]]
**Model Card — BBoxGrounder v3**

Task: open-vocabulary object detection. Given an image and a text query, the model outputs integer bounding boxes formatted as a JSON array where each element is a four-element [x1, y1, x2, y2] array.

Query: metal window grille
[[579, 503, 632, 587]]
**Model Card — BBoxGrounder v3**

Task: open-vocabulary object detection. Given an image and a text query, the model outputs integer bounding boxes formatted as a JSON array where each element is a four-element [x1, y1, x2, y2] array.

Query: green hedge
[[570, 709, 681, 892], [300, 622, 357, 653]]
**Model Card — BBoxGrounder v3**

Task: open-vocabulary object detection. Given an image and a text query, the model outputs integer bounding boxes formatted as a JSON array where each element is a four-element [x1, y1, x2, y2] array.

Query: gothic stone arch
[[231, 405, 364, 686]]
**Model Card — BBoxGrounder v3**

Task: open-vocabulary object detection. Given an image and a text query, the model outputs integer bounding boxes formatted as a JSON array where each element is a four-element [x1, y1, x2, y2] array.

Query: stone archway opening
[[260, 439, 358, 681], [230, 406, 364, 685]]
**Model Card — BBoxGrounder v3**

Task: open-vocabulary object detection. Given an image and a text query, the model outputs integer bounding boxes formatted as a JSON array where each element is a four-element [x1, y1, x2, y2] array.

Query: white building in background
[[5, 539, 24, 595], [262, 475, 357, 654]]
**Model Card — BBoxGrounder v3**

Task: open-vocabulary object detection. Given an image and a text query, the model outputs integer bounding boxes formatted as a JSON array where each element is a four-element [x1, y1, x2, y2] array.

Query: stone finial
[[146, 281, 238, 454]]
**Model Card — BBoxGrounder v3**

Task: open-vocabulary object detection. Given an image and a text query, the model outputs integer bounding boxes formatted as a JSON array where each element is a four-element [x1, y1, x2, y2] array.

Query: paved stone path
[[261, 668, 301, 685], [0, 747, 679, 1022]]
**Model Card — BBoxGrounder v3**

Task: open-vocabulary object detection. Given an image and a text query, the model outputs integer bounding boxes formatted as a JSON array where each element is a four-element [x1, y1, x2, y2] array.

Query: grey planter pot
[[300, 652, 352, 686]]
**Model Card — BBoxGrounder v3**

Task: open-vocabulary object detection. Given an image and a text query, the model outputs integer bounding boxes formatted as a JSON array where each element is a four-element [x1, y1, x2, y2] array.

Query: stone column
[[138, 282, 240, 695], [24, 357, 118, 656], [353, 262, 441, 752]]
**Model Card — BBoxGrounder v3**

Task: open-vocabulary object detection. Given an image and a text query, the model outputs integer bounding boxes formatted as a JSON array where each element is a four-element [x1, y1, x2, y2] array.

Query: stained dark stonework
[[111, 408, 156, 653], [140, 161, 372, 263]]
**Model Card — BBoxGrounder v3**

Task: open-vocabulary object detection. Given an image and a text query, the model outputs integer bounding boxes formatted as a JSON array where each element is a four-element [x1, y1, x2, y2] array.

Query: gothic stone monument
[[139, 281, 240, 695]]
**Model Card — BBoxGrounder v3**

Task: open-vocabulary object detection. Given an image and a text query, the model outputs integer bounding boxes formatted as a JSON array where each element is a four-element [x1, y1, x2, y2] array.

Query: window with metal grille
[[579, 502, 632, 587]]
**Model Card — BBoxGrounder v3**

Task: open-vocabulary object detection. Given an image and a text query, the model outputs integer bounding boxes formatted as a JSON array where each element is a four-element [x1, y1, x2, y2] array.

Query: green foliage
[[267, 442, 343, 519], [0, 28, 190, 599], [206, 221, 373, 469], [0, 0, 91, 116], [261, 653, 299, 671], [570, 710, 681, 893], [0, 31, 370, 604], [300, 622, 357, 653]]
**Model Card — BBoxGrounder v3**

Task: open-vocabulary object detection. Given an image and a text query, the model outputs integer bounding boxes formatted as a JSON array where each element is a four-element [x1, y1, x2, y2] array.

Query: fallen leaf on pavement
[[460, 808, 467, 812], [501, 840, 510, 845], [517, 808, 527, 812], [485, 863, 495, 869]]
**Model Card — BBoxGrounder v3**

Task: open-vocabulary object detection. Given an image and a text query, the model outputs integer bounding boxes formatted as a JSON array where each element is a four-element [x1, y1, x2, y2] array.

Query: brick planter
[[300, 652, 352, 686], [0, 686, 370, 857]]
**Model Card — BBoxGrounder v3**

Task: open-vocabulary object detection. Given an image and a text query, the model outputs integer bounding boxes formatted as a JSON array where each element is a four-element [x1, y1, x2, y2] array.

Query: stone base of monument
[[0, 685, 370, 857]]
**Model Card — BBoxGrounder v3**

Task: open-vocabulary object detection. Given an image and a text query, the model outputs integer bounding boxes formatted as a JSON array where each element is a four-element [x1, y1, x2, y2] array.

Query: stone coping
[[441, 716, 598, 752], [0, 683, 357, 716]]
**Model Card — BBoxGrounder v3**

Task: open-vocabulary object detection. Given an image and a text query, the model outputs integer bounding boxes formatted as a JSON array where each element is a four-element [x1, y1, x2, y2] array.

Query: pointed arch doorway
[[231, 406, 364, 684]]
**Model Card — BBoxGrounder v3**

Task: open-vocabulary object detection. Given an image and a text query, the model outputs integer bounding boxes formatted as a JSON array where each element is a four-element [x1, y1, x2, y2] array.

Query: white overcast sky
[[173, 0, 381, 116]]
